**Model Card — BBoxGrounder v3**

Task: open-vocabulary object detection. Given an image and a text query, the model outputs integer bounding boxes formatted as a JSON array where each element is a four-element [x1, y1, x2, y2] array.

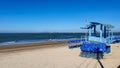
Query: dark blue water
[[0, 32, 119, 45], [0, 33, 85, 45]]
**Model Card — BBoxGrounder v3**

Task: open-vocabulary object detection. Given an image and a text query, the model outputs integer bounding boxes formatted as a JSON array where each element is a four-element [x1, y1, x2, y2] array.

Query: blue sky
[[0, 0, 120, 33]]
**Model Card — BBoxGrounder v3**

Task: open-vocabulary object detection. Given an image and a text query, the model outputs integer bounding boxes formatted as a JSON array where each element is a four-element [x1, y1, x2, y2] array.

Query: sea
[[0, 33, 85, 45], [0, 32, 120, 46]]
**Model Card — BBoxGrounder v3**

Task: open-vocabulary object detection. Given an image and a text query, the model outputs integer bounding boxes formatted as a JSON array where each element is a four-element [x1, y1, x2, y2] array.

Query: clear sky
[[0, 0, 120, 33]]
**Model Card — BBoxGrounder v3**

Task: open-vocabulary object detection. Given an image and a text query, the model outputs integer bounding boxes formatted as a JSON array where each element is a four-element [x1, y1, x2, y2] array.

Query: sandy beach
[[0, 41, 120, 68]]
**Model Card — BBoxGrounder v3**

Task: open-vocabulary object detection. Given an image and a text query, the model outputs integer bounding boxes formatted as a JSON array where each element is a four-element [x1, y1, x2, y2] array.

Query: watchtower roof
[[81, 22, 114, 29]]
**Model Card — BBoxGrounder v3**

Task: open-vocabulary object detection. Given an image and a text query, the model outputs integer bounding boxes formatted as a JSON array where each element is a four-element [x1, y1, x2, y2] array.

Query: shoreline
[[0, 38, 81, 52], [0, 40, 68, 52], [0, 38, 80, 45]]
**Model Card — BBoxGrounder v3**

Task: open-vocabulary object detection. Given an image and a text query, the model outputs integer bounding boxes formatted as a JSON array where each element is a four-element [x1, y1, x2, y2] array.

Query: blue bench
[[68, 39, 85, 49]]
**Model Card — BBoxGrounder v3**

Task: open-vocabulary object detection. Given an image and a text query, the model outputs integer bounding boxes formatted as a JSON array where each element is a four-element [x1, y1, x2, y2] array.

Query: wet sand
[[0, 41, 67, 52], [0, 41, 119, 68]]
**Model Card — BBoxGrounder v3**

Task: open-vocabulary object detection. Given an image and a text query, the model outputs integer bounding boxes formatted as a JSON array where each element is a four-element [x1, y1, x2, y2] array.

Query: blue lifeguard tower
[[68, 22, 120, 54], [82, 22, 114, 53], [68, 22, 118, 59]]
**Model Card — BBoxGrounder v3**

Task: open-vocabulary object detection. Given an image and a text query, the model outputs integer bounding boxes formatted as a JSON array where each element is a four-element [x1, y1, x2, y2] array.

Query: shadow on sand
[[79, 51, 103, 59], [79, 51, 105, 68]]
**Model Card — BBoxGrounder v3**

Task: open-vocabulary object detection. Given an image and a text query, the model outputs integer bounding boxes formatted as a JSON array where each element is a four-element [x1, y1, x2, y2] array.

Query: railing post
[[100, 30, 102, 42]]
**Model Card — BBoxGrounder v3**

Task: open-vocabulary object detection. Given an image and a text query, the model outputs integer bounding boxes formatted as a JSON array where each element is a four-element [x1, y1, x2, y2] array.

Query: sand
[[0, 41, 120, 68], [101, 43, 120, 68]]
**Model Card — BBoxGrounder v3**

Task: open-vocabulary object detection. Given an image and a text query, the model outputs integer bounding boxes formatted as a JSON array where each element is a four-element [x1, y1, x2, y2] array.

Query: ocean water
[[0, 33, 85, 45], [0, 32, 119, 45]]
